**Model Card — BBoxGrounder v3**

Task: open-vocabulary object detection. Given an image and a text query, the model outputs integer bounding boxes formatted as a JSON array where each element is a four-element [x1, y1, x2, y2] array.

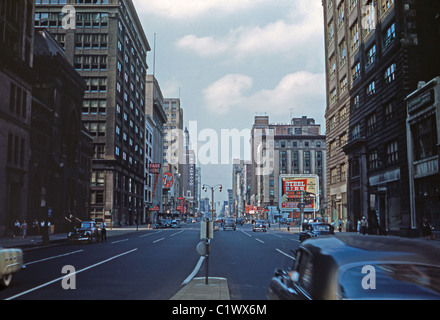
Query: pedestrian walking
[[338, 219, 343, 232], [32, 219, 40, 236], [357, 220, 360, 233], [13, 220, 20, 238], [21, 220, 28, 238], [101, 221, 107, 242], [421, 218, 434, 240], [360, 216, 368, 235]]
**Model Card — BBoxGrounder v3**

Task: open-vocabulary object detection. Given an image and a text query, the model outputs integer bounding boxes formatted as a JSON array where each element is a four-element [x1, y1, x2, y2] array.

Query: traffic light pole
[[202, 184, 222, 285]]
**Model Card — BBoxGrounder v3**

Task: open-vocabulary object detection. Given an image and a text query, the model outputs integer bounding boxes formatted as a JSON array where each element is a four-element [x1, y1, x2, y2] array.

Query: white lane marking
[[153, 238, 165, 243], [182, 256, 205, 285], [24, 250, 84, 267], [5, 249, 138, 300], [139, 231, 162, 238], [255, 238, 265, 244], [276, 249, 296, 260], [240, 230, 252, 237], [269, 233, 283, 238], [170, 230, 184, 237], [111, 239, 129, 244]]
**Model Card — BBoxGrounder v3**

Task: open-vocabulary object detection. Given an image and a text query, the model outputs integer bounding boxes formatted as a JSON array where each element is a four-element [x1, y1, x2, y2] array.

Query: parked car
[[223, 218, 236, 231], [0, 247, 23, 288], [267, 233, 440, 300], [253, 220, 267, 232], [68, 221, 101, 243], [298, 222, 334, 242]]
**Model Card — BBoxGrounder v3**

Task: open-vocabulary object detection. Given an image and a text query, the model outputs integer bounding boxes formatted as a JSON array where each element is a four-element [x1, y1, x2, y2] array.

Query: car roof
[[301, 233, 440, 267]]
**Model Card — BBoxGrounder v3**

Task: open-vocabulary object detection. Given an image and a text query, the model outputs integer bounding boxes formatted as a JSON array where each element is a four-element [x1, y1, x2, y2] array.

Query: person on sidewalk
[[21, 220, 28, 238], [101, 221, 107, 242], [13, 220, 20, 238], [360, 216, 368, 235]]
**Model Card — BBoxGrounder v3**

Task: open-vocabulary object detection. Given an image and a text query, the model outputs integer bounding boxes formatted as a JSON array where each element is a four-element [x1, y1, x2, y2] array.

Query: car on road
[[298, 222, 334, 242], [68, 221, 101, 243], [253, 220, 267, 232], [267, 233, 440, 300], [171, 220, 181, 228], [0, 247, 23, 288], [223, 218, 236, 231]]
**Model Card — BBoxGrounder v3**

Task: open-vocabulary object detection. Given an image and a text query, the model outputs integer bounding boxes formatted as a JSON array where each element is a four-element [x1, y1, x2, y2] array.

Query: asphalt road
[[0, 223, 300, 300]]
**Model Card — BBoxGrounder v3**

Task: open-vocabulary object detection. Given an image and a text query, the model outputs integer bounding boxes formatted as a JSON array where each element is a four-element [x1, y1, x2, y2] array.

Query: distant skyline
[[133, 0, 326, 203]]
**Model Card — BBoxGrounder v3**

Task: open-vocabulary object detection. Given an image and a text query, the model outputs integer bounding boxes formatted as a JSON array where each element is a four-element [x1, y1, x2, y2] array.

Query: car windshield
[[313, 224, 330, 231], [225, 219, 234, 223], [339, 264, 440, 299], [81, 222, 93, 229]]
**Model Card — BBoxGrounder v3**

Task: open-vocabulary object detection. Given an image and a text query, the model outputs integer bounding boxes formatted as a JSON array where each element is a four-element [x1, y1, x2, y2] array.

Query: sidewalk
[[0, 224, 230, 300], [0, 225, 155, 251]]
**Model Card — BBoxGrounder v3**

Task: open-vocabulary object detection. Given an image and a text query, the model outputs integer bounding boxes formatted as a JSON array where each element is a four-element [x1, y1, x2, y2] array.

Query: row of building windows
[[76, 34, 108, 49], [35, 12, 109, 28], [74, 55, 107, 70]]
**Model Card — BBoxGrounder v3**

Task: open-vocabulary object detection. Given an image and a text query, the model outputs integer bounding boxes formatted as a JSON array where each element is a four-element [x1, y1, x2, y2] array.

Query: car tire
[[0, 274, 12, 288]]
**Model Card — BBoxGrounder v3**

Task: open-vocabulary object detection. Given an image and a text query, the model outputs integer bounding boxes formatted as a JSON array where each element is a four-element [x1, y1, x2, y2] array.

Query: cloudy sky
[[132, 0, 326, 203]]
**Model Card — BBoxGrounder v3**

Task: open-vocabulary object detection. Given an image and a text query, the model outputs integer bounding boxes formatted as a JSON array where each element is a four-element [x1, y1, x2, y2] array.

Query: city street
[[0, 223, 300, 300]]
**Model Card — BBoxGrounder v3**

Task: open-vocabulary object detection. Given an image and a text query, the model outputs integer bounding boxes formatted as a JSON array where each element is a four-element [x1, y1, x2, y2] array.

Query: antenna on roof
[[153, 33, 156, 76]]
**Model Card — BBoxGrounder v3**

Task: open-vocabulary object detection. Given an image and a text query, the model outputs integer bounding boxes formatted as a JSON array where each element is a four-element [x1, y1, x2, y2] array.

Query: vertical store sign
[[149, 163, 161, 198]]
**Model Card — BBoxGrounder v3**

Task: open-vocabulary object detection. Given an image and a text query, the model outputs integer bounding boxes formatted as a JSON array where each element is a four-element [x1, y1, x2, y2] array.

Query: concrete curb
[[171, 277, 230, 300]]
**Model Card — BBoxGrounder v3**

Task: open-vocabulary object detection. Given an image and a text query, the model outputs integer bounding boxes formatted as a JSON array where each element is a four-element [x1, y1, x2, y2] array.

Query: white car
[[0, 247, 23, 288]]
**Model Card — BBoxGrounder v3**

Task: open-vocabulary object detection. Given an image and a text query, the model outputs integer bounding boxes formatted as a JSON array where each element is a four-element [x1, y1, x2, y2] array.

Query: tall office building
[[162, 98, 184, 214], [0, 0, 34, 235], [35, 0, 151, 226], [249, 115, 326, 220], [322, 0, 440, 235], [144, 75, 166, 222]]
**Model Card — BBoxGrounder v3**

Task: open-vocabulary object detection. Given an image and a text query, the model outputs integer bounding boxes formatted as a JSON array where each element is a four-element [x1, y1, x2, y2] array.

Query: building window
[[384, 21, 396, 48], [366, 113, 377, 136], [384, 63, 396, 84], [330, 87, 337, 104], [339, 39, 347, 66], [366, 80, 376, 96], [328, 19, 335, 42], [351, 124, 361, 141], [352, 61, 361, 82], [365, 44, 376, 70], [381, 0, 394, 14], [340, 76, 348, 93], [369, 149, 379, 170], [338, 1, 345, 28], [352, 94, 360, 110], [340, 163, 346, 181], [386, 140, 398, 165], [412, 116, 438, 161], [384, 100, 395, 123], [350, 21, 359, 52]]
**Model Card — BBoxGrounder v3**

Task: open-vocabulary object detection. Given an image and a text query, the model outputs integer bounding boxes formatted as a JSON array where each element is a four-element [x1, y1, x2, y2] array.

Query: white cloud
[[202, 74, 254, 115], [132, 0, 262, 20], [175, 1, 323, 60], [203, 72, 326, 119]]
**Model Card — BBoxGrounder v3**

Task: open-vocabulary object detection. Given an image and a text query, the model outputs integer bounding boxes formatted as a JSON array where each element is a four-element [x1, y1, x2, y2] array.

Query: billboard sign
[[162, 172, 173, 189], [279, 174, 319, 212]]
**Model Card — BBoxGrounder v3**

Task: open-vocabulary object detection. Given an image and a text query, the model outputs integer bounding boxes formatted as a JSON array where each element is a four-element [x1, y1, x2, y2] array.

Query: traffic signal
[[219, 185, 222, 192]]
